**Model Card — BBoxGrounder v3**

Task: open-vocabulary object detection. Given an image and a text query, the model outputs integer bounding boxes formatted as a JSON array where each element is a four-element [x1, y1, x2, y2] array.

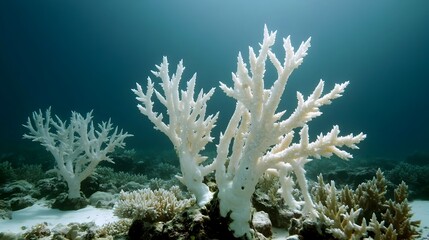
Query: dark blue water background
[[1, 1, 428, 161]]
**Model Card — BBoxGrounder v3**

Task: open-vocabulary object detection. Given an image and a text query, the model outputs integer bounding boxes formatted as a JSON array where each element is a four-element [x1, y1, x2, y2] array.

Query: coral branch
[[23, 108, 131, 199], [133, 57, 218, 206], [134, 25, 365, 239]]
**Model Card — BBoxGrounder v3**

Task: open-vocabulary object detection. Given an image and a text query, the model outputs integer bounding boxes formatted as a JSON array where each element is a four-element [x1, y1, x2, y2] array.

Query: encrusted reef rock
[[35, 177, 68, 199], [52, 193, 89, 210], [252, 173, 301, 230], [252, 211, 272, 238], [127, 194, 273, 240], [0, 200, 12, 220], [128, 199, 236, 240], [89, 191, 116, 208], [0, 180, 38, 211], [0, 180, 36, 199]]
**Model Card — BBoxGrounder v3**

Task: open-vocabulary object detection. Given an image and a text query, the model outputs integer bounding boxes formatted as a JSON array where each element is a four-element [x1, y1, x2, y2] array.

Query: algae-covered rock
[[52, 193, 89, 210], [89, 191, 116, 208]]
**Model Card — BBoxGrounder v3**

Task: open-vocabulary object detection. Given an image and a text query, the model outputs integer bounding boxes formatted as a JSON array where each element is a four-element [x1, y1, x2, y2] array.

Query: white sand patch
[[0, 202, 118, 235], [411, 200, 429, 239]]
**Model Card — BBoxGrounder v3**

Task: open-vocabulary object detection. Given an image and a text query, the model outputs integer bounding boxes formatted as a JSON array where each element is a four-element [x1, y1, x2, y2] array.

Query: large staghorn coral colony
[[132, 25, 366, 238]]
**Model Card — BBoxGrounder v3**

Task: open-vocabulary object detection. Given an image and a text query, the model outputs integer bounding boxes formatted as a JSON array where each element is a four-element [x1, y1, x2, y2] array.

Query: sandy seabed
[[0, 202, 119, 234], [0, 200, 428, 239]]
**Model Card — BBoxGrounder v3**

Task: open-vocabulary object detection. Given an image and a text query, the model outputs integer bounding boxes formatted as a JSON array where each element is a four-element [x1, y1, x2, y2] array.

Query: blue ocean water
[[1, 1, 428, 161]]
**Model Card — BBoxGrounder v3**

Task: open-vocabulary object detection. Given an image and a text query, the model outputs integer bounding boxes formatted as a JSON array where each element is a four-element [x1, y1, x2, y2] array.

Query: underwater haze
[[1, 1, 428, 161]]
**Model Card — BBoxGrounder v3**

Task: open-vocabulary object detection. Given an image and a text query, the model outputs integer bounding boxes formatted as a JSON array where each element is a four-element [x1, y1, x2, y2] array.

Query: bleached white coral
[[133, 25, 366, 238], [114, 186, 195, 222], [213, 25, 365, 238], [23, 108, 132, 199], [132, 57, 218, 206]]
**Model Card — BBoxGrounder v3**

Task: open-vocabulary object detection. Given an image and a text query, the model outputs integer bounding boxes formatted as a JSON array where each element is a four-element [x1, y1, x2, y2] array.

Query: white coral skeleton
[[23, 108, 132, 199], [133, 25, 366, 238]]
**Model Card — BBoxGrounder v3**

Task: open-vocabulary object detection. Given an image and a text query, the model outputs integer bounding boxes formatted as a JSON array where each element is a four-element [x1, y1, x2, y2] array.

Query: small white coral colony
[[133, 25, 366, 238], [114, 186, 195, 222], [23, 108, 132, 199]]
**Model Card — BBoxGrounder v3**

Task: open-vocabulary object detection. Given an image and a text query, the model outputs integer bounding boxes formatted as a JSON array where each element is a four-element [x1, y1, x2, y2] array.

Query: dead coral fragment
[[97, 219, 133, 237], [114, 186, 195, 222], [22, 222, 51, 240]]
